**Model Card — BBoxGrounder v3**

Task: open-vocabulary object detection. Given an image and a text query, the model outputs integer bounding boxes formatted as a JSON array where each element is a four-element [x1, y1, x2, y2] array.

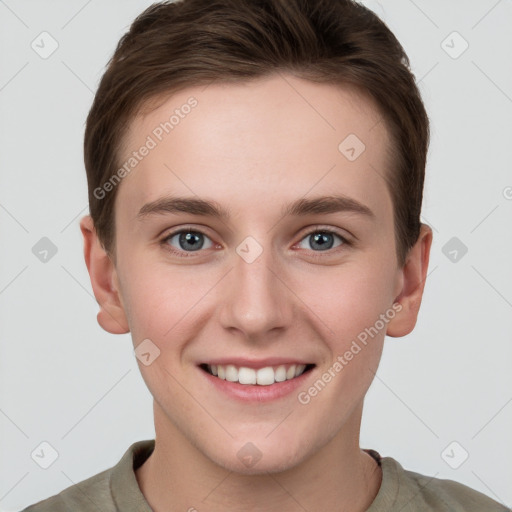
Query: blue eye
[[297, 230, 348, 252], [161, 229, 214, 255], [160, 227, 350, 258]]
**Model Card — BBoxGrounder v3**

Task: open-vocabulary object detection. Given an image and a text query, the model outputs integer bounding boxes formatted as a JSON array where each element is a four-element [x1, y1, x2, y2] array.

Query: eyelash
[[159, 225, 352, 259]]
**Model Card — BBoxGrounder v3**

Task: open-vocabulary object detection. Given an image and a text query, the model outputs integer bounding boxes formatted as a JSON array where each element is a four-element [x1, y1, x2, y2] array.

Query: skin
[[80, 73, 432, 511]]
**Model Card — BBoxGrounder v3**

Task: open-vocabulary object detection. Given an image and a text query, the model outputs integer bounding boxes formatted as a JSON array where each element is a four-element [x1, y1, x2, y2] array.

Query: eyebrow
[[136, 194, 375, 221]]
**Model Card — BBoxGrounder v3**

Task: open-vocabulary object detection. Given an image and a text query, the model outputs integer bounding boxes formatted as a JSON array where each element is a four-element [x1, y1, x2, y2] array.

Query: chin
[[206, 436, 309, 476]]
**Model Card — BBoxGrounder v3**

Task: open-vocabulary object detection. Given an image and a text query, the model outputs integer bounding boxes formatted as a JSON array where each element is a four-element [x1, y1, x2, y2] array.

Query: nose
[[218, 243, 293, 340]]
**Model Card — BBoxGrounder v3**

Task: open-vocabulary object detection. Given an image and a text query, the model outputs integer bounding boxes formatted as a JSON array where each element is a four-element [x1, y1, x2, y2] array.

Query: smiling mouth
[[199, 363, 315, 386]]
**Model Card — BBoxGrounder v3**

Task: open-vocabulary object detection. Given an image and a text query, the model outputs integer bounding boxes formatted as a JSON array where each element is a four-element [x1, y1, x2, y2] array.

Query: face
[[99, 74, 412, 473]]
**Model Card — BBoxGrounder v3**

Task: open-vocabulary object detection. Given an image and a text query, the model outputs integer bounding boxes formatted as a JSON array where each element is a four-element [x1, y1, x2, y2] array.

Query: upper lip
[[200, 357, 314, 369]]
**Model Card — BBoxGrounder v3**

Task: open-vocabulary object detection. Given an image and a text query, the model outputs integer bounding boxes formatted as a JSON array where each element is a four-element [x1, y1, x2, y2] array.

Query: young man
[[22, 0, 509, 510]]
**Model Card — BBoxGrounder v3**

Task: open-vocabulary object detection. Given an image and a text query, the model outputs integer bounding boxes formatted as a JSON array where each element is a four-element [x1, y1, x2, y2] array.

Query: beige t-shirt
[[21, 439, 509, 511]]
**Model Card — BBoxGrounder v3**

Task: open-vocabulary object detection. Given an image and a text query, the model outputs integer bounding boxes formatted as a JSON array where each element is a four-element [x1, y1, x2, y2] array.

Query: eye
[[161, 228, 214, 256], [159, 226, 351, 258], [296, 229, 349, 253]]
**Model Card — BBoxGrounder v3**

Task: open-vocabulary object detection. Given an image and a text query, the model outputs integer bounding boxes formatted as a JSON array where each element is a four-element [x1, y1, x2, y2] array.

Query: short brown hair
[[84, 0, 430, 267]]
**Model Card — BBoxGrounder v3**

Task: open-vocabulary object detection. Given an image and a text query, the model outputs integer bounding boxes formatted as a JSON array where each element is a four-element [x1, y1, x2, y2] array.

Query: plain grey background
[[1, 0, 511, 510]]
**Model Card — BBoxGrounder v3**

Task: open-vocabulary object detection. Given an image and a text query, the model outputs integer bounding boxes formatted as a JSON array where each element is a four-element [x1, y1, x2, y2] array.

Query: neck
[[136, 402, 382, 512]]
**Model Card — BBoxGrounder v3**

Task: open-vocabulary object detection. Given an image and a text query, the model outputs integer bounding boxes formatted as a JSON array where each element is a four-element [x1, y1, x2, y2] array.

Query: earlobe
[[79, 215, 130, 335], [386, 223, 433, 338]]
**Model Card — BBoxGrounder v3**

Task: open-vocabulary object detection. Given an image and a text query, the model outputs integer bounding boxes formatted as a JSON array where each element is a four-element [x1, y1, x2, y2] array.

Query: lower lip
[[199, 366, 315, 402]]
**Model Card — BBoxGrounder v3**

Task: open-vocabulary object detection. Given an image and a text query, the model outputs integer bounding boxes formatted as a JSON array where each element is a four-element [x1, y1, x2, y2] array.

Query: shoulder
[[20, 439, 154, 512], [20, 466, 114, 512], [382, 456, 510, 512]]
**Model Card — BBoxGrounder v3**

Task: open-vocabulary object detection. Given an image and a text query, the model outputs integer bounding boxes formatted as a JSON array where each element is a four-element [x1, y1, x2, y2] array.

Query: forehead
[[115, 73, 393, 224]]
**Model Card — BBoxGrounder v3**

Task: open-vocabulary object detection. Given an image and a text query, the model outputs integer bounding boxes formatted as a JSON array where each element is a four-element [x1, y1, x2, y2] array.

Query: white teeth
[[256, 367, 274, 386], [225, 364, 238, 382], [239, 367, 256, 384], [274, 365, 287, 382], [205, 363, 309, 385]]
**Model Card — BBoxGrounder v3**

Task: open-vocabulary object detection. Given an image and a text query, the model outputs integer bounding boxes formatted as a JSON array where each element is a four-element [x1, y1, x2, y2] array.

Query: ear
[[79, 215, 130, 334], [386, 223, 433, 337]]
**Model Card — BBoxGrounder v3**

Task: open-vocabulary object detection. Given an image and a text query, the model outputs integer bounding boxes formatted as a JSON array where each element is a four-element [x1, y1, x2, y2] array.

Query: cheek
[[313, 267, 393, 327], [118, 259, 215, 344], [300, 254, 397, 359]]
